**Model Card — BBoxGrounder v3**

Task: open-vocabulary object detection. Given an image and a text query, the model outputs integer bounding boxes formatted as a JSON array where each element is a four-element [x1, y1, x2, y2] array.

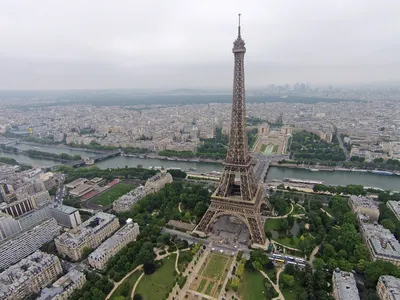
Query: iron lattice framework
[[195, 16, 266, 245]]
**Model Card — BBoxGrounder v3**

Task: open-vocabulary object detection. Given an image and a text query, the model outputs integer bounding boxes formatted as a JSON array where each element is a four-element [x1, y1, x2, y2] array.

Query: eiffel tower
[[194, 15, 266, 245]]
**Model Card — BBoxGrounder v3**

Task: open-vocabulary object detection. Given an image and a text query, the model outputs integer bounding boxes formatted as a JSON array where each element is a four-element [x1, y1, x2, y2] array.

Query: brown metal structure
[[195, 15, 266, 245]]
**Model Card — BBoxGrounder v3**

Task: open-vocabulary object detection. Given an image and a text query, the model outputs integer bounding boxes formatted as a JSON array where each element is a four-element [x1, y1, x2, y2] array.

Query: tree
[[280, 219, 289, 231], [380, 219, 396, 233], [364, 261, 400, 284], [82, 247, 92, 259], [143, 262, 157, 275], [252, 261, 262, 270], [133, 294, 143, 300], [194, 202, 208, 218], [281, 274, 295, 288], [313, 258, 325, 270]]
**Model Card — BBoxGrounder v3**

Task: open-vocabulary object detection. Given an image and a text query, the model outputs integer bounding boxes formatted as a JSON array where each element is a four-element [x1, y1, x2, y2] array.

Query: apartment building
[[50, 204, 82, 229], [360, 222, 400, 266], [144, 171, 173, 193], [31, 190, 52, 207], [376, 275, 400, 300], [387, 201, 400, 222], [349, 196, 380, 221], [0, 212, 21, 240], [0, 197, 36, 218], [113, 185, 147, 213], [55, 212, 119, 261], [88, 221, 140, 269], [0, 251, 62, 300], [0, 218, 60, 270], [332, 269, 360, 300], [38, 269, 86, 300]]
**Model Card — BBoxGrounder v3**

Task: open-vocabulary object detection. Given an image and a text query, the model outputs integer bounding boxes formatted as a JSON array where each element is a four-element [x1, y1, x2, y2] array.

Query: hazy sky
[[1, 0, 400, 90]]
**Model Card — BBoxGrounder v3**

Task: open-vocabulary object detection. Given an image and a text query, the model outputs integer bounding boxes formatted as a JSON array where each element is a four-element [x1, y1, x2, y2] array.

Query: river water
[[2, 143, 400, 191]]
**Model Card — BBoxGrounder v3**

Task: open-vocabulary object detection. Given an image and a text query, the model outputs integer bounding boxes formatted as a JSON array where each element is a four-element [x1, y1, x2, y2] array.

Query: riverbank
[[271, 162, 400, 177], [19, 141, 101, 154], [0, 149, 79, 164]]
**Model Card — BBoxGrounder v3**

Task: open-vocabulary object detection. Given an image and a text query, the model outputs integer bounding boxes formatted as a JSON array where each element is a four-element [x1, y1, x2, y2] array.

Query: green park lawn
[[197, 279, 207, 293], [135, 254, 177, 300], [110, 270, 141, 299], [205, 281, 214, 295], [264, 218, 282, 231], [91, 183, 136, 206], [292, 204, 305, 215], [202, 253, 229, 279], [274, 236, 301, 249], [239, 269, 266, 300], [280, 272, 305, 300], [260, 144, 267, 152]]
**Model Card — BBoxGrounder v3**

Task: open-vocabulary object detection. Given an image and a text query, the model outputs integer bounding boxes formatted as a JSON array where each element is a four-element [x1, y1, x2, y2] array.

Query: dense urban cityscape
[[1, 2, 400, 300]]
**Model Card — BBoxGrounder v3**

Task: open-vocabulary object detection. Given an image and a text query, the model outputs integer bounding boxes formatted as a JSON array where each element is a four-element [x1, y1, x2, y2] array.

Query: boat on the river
[[309, 168, 319, 172], [284, 177, 324, 185], [371, 170, 393, 176]]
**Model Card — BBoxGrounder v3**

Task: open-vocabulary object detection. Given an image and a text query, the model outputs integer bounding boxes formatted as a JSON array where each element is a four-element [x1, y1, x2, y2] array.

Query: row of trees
[[69, 140, 149, 154], [57, 166, 157, 183], [0, 157, 18, 165], [344, 157, 400, 171], [313, 184, 366, 196], [196, 128, 228, 160], [158, 150, 195, 158], [24, 149, 81, 161], [290, 131, 346, 163]]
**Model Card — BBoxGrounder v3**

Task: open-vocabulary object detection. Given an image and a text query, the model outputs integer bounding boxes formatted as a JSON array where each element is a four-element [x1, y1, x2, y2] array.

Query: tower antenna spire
[[238, 13, 241, 37]]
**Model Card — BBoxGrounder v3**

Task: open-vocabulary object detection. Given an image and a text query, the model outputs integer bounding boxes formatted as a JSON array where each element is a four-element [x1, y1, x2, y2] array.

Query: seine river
[[2, 143, 400, 191]]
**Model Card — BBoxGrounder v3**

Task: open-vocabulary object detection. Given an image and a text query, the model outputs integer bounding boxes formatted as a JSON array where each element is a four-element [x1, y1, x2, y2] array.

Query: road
[[55, 174, 66, 205], [332, 124, 350, 161], [161, 228, 251, 258], [161, 227, 310, 266]]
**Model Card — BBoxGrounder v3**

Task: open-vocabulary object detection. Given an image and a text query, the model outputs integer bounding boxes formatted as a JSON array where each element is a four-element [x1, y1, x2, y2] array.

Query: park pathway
[[268, 203, 294, 219], [309, 245, 320, 266], [320, 208, 334, 219], [106, 248, 189, 300], [169, 248, 210, 300], [130, 272, 145, 299], [260, 268, 285, 300], [105, 264, 143, 300], [271, 240, 301, 252], [178, 202, 183, 213]]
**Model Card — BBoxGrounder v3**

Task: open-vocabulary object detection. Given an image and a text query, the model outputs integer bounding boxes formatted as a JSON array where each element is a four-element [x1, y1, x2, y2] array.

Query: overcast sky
[[1, 0, 400, 90]]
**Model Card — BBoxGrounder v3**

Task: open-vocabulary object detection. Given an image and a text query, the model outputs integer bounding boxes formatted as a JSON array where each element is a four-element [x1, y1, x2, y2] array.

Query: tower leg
[[193, 201, 266, 245]]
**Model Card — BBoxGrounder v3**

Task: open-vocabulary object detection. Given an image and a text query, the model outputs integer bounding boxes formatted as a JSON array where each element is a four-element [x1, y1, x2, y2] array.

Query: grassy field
[[110, 270, 141, 299], [135, 254, 177, 300], [91, 183, 136, 206], [202, 253, 229, 279], [264, 218, 282, 231], [280, 272, 305, 300], [274, 236, 301, 249], [292, 204, 305, 215], [205, 281, 214, 295], [239, 269, 266, 300], [192, 253, 232, 298], [197, 279, 207, 292]]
